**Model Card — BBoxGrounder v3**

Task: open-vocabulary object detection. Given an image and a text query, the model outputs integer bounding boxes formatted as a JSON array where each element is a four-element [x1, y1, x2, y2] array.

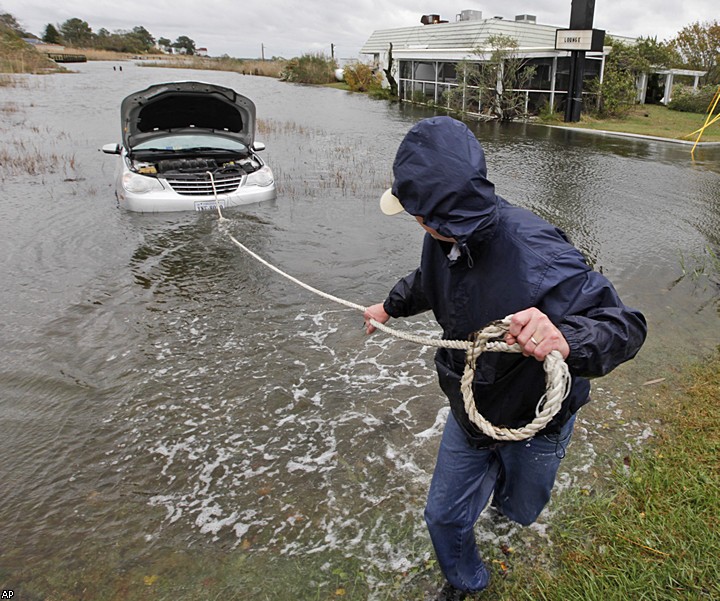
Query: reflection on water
[[0, 61, 719, 597]]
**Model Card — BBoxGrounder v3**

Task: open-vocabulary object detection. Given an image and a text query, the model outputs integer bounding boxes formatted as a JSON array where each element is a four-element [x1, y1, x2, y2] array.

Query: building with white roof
[[360, 10, 704, 117]]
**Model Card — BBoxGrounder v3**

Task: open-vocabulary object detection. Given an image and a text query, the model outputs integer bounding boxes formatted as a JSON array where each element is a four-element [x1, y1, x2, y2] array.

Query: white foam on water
[[103, 302, 662, 586], [415, 407, 450, 439]]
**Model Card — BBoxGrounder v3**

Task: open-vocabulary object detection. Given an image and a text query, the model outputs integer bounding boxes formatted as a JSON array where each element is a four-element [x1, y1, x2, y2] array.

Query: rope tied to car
[[206, 173, 571, 441]]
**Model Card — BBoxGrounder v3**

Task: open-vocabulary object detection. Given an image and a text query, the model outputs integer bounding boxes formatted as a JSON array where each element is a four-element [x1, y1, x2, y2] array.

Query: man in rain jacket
[[363, 116, 647, 600]]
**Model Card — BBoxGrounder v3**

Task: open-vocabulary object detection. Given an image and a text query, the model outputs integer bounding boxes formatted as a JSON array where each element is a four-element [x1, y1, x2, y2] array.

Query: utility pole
[[331, 43, 335, 60], [261, 43, 265, 61], [564, 0, 596, 122]]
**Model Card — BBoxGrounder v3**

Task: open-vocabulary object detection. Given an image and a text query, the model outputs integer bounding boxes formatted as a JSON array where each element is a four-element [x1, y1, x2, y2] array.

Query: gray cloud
[[2, 0, 716, 58]]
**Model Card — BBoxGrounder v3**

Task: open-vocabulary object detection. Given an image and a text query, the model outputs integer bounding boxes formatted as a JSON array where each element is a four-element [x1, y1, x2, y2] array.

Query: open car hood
[[120, 81, 257, 151]]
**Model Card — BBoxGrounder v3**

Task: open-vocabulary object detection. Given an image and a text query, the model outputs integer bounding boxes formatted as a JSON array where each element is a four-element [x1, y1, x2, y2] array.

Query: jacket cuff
[[383, 298, 401, 319], [558, 323, 583, 366]]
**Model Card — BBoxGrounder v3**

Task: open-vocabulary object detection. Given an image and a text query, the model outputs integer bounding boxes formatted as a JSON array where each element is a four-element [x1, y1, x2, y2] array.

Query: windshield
[[133, 134, 248, 153]]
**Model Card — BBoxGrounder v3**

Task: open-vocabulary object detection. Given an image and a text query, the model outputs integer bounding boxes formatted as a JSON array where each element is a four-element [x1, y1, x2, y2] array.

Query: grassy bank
[[0, 26, 63, 73], [542, 104, 720, 143], [526, 352, 720, 601]]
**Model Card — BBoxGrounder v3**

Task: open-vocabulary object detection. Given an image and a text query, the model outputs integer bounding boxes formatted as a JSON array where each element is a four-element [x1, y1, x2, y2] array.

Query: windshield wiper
[[176, 147, 229, 153]]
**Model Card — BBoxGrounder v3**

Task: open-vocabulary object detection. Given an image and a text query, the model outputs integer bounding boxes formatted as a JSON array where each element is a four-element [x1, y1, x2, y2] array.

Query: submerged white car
[[102, 81, 276, 212]]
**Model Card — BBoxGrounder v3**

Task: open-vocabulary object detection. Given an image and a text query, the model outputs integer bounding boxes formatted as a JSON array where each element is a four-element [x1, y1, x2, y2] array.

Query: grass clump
[[280, 52, 337, 84]]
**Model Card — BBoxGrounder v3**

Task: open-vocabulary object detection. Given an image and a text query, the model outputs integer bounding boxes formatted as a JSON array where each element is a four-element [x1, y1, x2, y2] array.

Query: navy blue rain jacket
[[382, 117, 647, 446]]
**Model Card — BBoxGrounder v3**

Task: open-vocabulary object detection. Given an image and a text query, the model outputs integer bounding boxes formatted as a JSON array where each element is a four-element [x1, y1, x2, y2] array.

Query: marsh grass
[[257, 118, 392, 198], [0, 74, 22, 87], [678, 246, 720, 298], [0, 144, 75, 177], [136, 55, 286, 78], [0, 122, 78, 178]]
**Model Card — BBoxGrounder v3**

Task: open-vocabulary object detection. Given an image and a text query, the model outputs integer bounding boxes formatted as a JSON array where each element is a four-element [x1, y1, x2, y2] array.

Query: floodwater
[[1, 61, 719, 599]]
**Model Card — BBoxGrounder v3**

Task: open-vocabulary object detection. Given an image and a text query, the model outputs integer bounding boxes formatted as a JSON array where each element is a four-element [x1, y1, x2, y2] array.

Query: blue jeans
[[424, 411, 576, 592]]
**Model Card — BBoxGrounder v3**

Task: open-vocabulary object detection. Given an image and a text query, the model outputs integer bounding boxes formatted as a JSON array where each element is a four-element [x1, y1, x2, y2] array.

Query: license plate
[[194, 200, 226, 212]]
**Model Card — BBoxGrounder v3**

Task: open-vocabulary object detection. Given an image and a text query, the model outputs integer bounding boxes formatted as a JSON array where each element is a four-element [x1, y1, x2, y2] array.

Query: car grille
[[165, 174, 243, 196]]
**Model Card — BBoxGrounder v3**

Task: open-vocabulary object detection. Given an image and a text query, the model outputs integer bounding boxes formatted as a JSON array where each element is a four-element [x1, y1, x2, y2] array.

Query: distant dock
[[47, 53, 87, 63]]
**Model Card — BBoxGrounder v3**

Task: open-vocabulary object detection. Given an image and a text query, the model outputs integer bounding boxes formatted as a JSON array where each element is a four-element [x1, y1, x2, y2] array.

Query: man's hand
[[363, 303, 390, 335], [505, 308, 570, 361]]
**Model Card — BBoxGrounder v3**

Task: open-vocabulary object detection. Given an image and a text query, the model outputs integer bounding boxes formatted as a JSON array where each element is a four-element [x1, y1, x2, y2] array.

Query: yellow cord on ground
[[690, 85, 720, 157]]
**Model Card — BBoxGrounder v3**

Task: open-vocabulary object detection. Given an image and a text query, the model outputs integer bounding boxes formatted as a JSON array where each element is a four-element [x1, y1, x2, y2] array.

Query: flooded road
[[1, 61, 719, 599]]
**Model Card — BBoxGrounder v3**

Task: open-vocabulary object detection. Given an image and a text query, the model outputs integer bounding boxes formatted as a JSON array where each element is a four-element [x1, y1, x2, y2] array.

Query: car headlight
[[122, 171, 165, 194], [245, 166, 274, 187]]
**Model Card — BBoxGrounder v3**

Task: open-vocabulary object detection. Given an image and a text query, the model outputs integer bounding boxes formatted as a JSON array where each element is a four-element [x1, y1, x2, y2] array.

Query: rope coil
[[207, 174, 571, 441], [460, 318, 571, 441]]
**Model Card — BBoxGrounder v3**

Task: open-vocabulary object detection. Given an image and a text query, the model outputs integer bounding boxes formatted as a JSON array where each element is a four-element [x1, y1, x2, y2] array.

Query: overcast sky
[[2, 0, 717, 59]]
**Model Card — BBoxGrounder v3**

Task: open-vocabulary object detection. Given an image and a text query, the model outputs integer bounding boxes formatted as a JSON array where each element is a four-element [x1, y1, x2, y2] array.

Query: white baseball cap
[[380, 188, 404, 215]]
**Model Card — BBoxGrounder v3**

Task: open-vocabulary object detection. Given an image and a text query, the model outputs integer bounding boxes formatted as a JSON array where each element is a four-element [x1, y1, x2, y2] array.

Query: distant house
[[196, 47, 209, 57], [361, 11, 705, 115]]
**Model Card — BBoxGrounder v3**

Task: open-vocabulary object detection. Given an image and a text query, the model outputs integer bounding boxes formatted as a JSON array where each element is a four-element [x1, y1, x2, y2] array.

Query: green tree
[[445, 35, 535, 121], [42, 23, 61, 44], [173, 35, 196, 55], [635, 36, 681, 69], [127, 26, 154, 52], [157, 37, 171, 51], [586, 38, 656, 118], [59, 18, 93, 47], [480, 35, 536, 120], [443, 60, 483, 115], [672, 20, 720, 84]]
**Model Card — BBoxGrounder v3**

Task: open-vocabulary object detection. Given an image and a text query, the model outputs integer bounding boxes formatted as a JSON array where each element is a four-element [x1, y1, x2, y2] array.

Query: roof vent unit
[[457, 9, 483, 22], [515, 14, 537, 23], [420, 14, 447, 25]]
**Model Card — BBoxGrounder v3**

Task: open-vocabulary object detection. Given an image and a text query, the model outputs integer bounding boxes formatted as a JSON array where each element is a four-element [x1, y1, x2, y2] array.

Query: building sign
[[555, 28, 605, 52]]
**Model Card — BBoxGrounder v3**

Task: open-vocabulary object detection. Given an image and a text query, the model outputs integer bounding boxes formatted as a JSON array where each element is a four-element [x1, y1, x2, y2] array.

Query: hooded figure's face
[[392, 116, 498, 245], [414, 215, 457, 242]]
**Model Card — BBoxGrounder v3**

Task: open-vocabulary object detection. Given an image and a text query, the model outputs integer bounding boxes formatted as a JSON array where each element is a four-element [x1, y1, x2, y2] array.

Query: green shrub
[[669, 84, 720, 113], [342, 62, 382, 93], [586, 69, 636, 118], [280, 52, 336, 84]]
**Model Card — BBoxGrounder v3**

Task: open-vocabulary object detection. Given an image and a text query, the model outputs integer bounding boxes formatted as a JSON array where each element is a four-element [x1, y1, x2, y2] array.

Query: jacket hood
[[392, 116, 498, 245]]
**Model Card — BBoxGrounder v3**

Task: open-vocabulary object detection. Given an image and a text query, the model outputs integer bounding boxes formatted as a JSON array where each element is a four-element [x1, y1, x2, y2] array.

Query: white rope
[[206, 173, 570, 440], [460, 319, 571, 440]]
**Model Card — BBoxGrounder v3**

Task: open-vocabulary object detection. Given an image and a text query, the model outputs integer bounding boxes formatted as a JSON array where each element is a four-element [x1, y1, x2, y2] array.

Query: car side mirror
[[252, 142, 266, 152], [102, 143, 121, 155]]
